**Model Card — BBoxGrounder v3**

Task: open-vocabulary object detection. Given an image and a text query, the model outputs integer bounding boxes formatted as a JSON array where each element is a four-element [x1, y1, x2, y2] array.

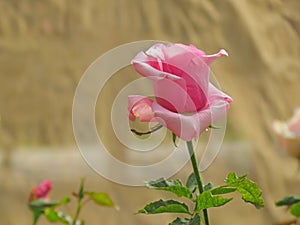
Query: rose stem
[[186, 141, 210, 225], [72, 201, 82, 225]]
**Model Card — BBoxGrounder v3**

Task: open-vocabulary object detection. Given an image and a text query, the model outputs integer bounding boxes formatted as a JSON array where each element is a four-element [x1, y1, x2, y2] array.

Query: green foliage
[[139, 172, 264, 225], [204, 183, 214, 191], [29, 179, 114, 225], [195, 191, 232, 211], [86, 192, 114, 207], [211, 187, 236, 195], [225, 172, 264, 208], [29, 196, 72, 224], [275, 195, 300, 206], [186, 173, 197, 193], [137, 199, 190, 215], [29, 200, 58, 209], [189, 213, 201, 225], [169, 217, 190, 225], [172, 133, 178, 147], [290, 202, 300, 217], [169, 214, 200, 225], [44, 209, 61, 223], [276, 195, 300, 218], [146, 178, 192, 199], [78, 179, 85, 200], [208, 125, 219, 129], [60, 197, 70, 204]]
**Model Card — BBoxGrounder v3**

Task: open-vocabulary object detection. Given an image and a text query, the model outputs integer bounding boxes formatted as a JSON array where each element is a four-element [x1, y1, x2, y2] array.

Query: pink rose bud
[[29, 180, 52, 202]]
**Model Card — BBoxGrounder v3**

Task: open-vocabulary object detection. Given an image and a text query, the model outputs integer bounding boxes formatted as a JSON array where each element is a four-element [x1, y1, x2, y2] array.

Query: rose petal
[[128, 92, 231, 141], [132, 52, 182, 81], [132, 44, 215, 112], [208, 83, 233, 105], [151, 97, 231, 141], [128, 95, 154, 122], [203, 49, 228, 65]]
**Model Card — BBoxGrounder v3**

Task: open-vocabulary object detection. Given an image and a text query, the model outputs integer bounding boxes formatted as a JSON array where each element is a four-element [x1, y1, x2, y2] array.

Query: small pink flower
[[29, 180, 52, 202], [273, 108, 300, 158], [128, 43, 232, 141], [287, 108, 300, 137]]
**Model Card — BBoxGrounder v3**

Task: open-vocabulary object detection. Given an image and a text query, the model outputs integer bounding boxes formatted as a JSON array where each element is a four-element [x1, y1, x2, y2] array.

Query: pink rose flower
[[287, 108, 300, 137], [29, 180, 52, 202], [128, 43, 232, 141]]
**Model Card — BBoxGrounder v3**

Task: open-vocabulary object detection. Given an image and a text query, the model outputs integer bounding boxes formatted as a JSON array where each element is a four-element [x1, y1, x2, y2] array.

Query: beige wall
[[0, 0, 300, 224]]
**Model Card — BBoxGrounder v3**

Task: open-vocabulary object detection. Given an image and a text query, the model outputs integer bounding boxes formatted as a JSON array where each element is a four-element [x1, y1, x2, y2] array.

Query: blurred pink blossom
[[29, 180, 52, 202], [273, 108, 300, 158], [287, 108, 300, 137]]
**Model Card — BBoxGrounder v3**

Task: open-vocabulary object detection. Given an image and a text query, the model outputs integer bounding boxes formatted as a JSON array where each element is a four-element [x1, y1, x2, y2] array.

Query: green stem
[[186, 141, 210, 225], [32, 216, 38, 225], [72, 201, 82, 225]]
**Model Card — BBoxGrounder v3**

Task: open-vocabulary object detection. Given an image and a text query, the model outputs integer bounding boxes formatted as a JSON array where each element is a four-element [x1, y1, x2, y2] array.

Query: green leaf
[[78, 178, 85, 200], [208, 125, 220, 129], [169, 217, 190, 225], [189, 213, 201, 225], [225, 172, 264, 209], [44, 208, 60, 222], [186, 173, 197, 193], [29, 199, 58, 209], [44, 209, 71, 224], [290, 202, 300, 217], [146, 178, 192, 199], [29, 200, 57, 225], [169, 214, 200, 225], [147, 177, 182, 188], [60, 197, 70, 204], [137, 199, 190, 215], [225, 172, 246, 185], [204, 183, 214, 191], [195, 191, 232, 211], [86, 192, 114, 207], [276, 195, 300, 206], [172, 133, 178, 147], [211, 187, 237, 195]]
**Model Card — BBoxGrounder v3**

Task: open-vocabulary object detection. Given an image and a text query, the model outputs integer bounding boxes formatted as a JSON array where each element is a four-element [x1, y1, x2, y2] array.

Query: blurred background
[[0, 0, 300, 224]]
